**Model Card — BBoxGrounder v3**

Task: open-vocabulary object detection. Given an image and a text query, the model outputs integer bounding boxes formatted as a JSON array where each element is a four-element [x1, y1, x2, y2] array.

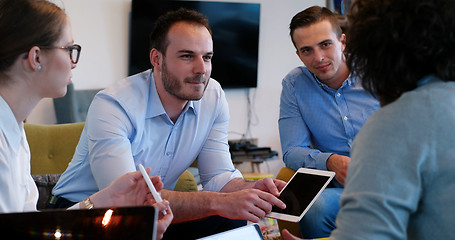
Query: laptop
[[267, 168, 335, 222], [196, 223, 264, 240], [0, 206, 157, 240]]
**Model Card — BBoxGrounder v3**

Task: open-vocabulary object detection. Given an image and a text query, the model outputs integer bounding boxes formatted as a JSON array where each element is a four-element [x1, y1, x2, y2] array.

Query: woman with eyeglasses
[[0, 0, 172, 238]]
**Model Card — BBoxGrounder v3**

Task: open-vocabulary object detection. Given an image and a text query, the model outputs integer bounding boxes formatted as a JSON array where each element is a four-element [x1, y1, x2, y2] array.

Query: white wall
[[27, 0, 325, 176]]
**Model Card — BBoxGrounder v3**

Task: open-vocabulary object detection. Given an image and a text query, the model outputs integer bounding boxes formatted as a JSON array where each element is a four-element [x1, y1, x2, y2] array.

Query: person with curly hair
[[282, 0, 455, 239]]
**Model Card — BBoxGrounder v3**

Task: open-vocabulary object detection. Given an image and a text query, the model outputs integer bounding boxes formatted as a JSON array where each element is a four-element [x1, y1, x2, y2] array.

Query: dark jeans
[[48, 195, 247, 240], [46, 195, 78, 209]]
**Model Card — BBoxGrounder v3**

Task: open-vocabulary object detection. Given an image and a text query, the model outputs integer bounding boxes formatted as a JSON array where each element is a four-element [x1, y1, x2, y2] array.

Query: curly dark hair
[[346, 0, 455, 105]]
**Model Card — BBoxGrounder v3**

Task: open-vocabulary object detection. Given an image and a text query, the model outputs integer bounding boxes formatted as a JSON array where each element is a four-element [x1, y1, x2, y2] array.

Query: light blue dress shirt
[[53, 70, 242, 202], [279, 67, 379, 186], [331, 76, 455, 240]]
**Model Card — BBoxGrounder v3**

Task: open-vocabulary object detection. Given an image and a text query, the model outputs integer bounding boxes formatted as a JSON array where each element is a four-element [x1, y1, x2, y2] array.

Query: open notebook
[[0, 206, 157, 240]]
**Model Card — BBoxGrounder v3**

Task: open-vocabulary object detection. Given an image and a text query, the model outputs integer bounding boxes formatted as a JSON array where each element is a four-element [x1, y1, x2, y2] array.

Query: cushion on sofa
[[32, 174, 61, 210]]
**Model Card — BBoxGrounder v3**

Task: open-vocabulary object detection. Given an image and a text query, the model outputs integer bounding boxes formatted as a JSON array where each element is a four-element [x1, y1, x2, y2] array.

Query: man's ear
[[150, 48, 162, 72], [295, 50, 305, 63], [340, 33, 347, 52], [25, 46, 42, 72]]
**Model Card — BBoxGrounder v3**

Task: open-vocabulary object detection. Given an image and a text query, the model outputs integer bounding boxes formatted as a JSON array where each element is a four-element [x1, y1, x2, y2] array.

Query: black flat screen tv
[[129, 0, 260, 88]]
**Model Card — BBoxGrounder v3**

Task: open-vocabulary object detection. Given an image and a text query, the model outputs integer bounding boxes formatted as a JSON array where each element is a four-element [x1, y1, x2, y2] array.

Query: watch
[[82, 197, 94, 209]]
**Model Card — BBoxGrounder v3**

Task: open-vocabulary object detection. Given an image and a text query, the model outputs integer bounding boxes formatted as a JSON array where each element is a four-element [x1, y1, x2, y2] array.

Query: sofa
[[24, 122, 197, 210]]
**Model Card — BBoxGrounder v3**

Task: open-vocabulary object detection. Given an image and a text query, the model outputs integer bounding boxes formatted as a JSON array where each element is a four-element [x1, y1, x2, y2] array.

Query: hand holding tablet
[[267, 168, 335, 222]]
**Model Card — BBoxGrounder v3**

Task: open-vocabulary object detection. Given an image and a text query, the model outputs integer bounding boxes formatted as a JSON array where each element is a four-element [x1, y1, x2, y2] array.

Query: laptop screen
[[0, 206, 157, 240]]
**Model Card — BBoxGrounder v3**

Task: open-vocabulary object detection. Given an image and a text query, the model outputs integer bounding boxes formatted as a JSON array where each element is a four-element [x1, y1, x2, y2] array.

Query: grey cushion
[[53, 83, 101, 124], [32, 174, 61, 210]]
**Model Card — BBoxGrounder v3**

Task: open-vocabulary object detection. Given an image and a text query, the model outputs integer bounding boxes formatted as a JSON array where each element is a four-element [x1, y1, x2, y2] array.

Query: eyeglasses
[[40, 44, 82, 64]]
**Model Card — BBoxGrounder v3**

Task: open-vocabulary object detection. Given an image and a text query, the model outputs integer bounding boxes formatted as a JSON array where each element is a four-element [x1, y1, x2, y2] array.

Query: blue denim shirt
[[279, 67, 379, 186]]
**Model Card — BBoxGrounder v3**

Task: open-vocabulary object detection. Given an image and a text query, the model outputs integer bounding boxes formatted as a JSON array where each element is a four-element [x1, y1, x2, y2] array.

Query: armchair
[[53, 83, 101, 124], [24, 122, 197, 209]]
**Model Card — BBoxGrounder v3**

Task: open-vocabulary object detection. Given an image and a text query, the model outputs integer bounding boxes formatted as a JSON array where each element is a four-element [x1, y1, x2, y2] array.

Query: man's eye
[[300, 49, 311, 55], [203, 56, 212, 61], [321, 42, 332, 48]]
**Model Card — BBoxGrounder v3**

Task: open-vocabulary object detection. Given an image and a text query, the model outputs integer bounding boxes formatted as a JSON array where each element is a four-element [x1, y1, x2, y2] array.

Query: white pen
[[138, 164, 167, 215]]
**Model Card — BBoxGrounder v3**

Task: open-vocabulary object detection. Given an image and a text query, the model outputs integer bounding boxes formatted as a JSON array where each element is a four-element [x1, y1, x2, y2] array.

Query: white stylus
[[138, 164, 167, 215]]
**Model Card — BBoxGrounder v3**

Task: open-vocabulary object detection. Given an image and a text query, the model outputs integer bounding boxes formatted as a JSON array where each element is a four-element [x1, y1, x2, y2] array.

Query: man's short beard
[[161, 59, 209, 101]]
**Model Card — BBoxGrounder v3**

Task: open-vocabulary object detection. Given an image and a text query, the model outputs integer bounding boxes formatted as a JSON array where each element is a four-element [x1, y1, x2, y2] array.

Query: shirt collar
[[417, 74, 440, 87], [0, 95, 22, 149], [313, 72, 355, 91], [349, 73, 356, 84]]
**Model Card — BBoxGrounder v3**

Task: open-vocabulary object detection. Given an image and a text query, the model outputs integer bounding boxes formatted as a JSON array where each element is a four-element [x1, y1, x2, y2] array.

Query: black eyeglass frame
[[40, 44, 82, 64]]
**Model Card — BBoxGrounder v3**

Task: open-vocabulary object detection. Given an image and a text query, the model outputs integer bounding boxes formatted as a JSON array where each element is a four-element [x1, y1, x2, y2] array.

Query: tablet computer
[[196, 223, 264, 240], [267, 168, 335, 222]]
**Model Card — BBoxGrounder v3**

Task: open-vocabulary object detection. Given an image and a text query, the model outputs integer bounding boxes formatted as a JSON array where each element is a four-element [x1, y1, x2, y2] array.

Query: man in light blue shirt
[[279, 6, 379, 238], [51, 8, 286, 239]]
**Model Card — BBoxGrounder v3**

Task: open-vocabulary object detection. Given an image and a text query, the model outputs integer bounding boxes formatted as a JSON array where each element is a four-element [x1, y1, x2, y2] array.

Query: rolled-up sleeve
[[279, 76, 331, 171]]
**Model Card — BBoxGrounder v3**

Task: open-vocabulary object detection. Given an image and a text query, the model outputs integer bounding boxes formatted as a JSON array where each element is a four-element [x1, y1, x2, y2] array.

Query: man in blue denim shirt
[[279, 6, 379, 238]]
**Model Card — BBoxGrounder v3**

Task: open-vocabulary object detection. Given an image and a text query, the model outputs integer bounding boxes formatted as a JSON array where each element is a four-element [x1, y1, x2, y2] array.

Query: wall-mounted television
[[129, 0, 260, 88]]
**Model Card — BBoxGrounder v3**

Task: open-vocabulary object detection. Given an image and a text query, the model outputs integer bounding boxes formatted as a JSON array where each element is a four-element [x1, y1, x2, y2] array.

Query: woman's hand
[[281, 229, 305, 240], [153, 200, 173, 240], [88, 169, 173, 239], [90, 169, 164, 207]]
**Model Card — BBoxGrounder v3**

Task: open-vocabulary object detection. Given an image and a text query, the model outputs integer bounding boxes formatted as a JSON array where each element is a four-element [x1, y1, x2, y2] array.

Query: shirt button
[[166, 152, 172, 157], [344, 116, 348, 121], [349, 139, 353, 143], [336, 93, 341, 97]]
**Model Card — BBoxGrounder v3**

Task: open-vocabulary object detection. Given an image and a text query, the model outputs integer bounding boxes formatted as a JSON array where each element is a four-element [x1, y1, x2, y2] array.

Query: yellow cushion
[[25, 122, 85, 175], [174, 169, 198, 192], [25, 122, 197, 192], [276, 167, 297, 182], [242, 172, 274, 180]]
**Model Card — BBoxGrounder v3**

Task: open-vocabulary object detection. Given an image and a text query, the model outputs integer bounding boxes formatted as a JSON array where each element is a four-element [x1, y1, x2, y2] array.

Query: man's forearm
[[220, 177, 254, 192], [161, 177, 286, 224], [160, 178, 254, 223], [161, 189, 222, 223]]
